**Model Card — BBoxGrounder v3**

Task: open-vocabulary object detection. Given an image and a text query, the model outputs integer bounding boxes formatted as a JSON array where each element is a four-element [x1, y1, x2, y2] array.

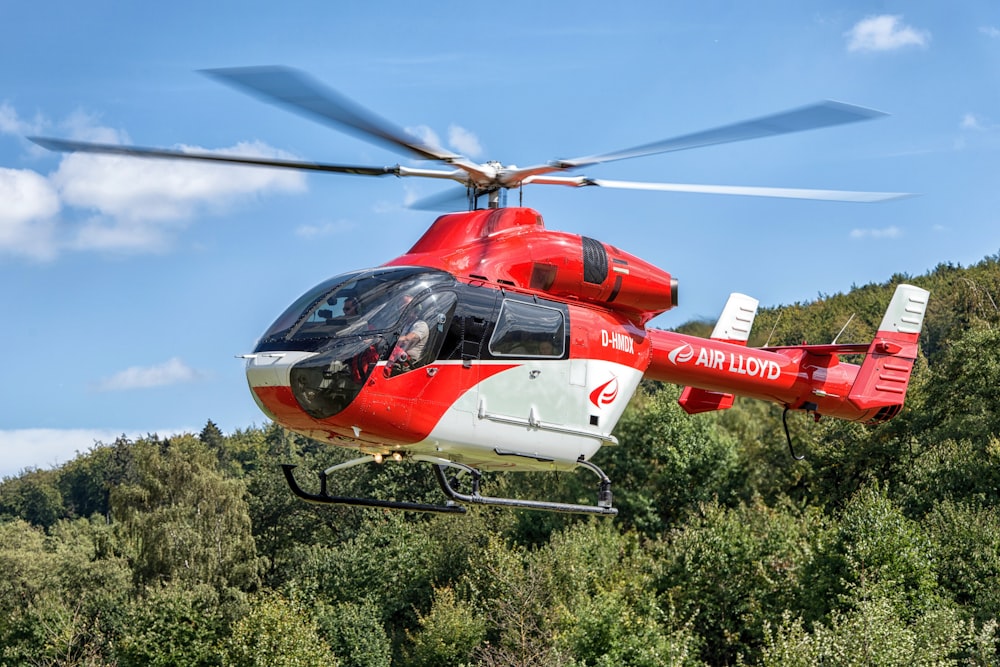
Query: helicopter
[[31, 67, 929, 516]]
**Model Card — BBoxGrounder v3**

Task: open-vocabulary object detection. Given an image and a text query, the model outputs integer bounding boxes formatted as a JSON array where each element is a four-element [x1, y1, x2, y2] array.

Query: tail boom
[[645, 284, 929, 424]]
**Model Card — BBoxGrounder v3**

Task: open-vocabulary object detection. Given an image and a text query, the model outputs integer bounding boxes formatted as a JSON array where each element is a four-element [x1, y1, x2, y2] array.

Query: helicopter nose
[[243, 350, 318, 421], [244, 351, 317, 389]]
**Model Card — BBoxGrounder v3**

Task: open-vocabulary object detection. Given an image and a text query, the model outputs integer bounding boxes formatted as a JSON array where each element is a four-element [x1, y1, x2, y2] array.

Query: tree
[[406, 587, 484, 667], [0, 517, 131, 666], [761, 600, 998, 666], [314, 599, 392, 667], [600, 383, 740, 535], [801, 484, 940, 625], [223, 592, 336, 667], [116, 583, 225, 667], [656, 498, 823, 664], [0, 469, 65, 528], [110, 434, 261, 593], [919, 326, 1000, 443]]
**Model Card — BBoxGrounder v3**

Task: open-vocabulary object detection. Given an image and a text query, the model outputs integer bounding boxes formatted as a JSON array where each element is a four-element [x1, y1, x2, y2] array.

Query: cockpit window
[[256, 267, 454, 350], [488, 299, 566, 358]]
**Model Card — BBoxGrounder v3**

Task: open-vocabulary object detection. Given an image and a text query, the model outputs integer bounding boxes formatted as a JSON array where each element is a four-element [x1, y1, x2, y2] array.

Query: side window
[[488, 300, 565, 358]]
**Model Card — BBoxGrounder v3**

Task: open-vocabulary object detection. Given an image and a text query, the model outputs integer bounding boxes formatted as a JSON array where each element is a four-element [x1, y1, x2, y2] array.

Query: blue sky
[[1, 1, 998, 476]]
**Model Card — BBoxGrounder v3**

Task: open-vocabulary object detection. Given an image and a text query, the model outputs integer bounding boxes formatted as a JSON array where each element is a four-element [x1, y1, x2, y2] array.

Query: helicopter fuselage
[[244, 207, 923, 473]]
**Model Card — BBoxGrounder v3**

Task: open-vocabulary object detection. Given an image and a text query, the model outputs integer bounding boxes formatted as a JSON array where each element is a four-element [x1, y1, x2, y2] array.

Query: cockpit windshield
[[255, 267, 455, 352]]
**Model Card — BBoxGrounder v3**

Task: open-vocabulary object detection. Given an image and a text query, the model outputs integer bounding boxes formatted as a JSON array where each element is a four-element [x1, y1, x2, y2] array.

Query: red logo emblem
[[589, 376, 619, 408]]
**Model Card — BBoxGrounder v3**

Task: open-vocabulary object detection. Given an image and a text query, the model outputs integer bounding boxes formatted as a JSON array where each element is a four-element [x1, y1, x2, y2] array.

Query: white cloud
[[404, 123, 483, 159], [961, 113, 985, 130], [51, 140, 306, 254], [846, 15, 930, 53], [448, 124, 483, 158], [0, 102, 46, 135], [849, 226, 902, 240], [406, 124, 444, 151], [0, 103, 312, 258], [50, 142, 306, 253], [980, 26, 1000, 39], [0, 167, 61, 260], [53, 140, 306, 221], [0, 428, 192, 478], [94, 357, 204, 391]]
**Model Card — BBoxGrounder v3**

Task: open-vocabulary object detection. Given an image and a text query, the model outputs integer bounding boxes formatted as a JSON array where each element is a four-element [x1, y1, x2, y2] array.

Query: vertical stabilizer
[[710, 292, 759, 344], [848, 283, 929, 422], [877, 283, 930, 340]]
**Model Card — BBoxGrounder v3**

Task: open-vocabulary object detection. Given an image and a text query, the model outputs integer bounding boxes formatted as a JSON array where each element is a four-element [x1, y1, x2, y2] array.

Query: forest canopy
[[3, 254, 1000, 666]]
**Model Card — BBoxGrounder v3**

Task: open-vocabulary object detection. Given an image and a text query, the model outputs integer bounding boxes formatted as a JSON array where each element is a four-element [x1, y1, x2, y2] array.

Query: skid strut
[[282, 459, 466, 514], [281, 453, 618, 516]]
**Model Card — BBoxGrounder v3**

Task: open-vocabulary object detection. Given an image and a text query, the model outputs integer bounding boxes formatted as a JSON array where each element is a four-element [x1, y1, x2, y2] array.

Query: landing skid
[[281, 454, 618, 516], [282, 462, 466, 514]]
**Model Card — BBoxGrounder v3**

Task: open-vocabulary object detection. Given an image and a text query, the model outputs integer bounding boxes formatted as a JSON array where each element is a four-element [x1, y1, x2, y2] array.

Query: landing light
[[373, 453, 384, 464], [392, 452, 404, 462]]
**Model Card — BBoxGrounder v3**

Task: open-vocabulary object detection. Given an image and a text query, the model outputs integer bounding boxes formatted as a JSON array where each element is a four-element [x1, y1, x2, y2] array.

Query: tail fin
[[848, 283, 929, 422], [679, 293, 759, 414]]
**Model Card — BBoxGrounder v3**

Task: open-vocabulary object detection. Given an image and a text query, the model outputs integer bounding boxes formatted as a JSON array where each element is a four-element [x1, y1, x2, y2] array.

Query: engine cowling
[[390, 207, 677, 323]]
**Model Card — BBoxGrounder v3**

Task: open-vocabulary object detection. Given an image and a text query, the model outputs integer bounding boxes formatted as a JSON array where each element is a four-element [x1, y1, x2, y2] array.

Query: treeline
[[3, 254, 1000, 665]]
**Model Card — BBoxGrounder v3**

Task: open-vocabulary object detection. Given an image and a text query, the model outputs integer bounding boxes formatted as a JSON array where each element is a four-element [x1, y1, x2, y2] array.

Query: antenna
[[763, 310, 782, 348], [831, 313, 856, 345]]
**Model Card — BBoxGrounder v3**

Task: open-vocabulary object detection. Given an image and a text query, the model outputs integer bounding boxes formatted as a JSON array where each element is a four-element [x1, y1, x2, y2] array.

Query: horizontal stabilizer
[[679, 386, 735, 414], [763, 342, 870, 355]]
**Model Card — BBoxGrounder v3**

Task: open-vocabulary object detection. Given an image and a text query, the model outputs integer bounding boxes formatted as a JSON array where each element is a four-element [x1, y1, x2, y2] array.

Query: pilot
[[397, 296, 429, 362], [388, 295, 429, 374], [343, 296, 360, 317]]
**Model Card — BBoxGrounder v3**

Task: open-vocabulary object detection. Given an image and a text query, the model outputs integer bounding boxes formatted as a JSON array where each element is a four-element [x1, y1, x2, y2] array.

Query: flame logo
[[589, 376, 619, 408], [668, 343, 695, 365]]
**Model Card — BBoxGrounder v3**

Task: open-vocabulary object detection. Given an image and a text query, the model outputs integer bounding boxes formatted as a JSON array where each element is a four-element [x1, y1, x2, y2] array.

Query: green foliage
[[0, 469, 65, 528], [4, 253, 1000, 664], [919, 325, 1000, 442], [657, 498, 823, 664], [0, 517, 131, 666], [315, 599, 393, 667], [802, 484, 941, 626], [57, 438, 131, 520], [110, 434, 261, 593], [559, 588, 702, 667], [600, 383, 740, 535], [406, 587, 484, 667], [223, 591, 336, 667], [922, 500, 1000, 624], [116, 583, 225, 667], [760, 600, 998, 666], [286, 512, 446, 628]]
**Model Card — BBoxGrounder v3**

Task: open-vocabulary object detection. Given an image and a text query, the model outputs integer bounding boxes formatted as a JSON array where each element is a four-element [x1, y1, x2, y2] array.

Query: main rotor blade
[[553, 100, 888, 170], [28, 136, 401, 176], [202, 66, 461, 162], [524, 174, 913, 202]]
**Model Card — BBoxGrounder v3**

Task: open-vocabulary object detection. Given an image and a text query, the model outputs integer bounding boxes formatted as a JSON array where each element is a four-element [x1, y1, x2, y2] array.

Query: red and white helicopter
[[33, 67, 929, 515]]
